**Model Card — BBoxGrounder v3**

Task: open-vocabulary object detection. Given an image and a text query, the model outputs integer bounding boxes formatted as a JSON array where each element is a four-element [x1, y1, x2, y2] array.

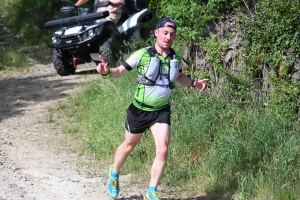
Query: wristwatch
[[191, 78, 195, 87]]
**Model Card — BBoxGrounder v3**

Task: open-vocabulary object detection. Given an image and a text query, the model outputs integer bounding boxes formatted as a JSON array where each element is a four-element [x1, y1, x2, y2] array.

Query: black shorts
[[125, 103, 171, 134]]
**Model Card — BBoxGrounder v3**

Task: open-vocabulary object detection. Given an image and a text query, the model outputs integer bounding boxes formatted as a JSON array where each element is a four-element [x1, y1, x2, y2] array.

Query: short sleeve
[[123, 48, 148, 69]]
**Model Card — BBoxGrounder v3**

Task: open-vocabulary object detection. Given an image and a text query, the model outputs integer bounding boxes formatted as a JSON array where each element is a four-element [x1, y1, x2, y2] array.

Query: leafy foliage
[[241, 0, 300, 114], [155, 0, 243, 43], [3, 0, 63, 45], [243, 0, 300, 57]]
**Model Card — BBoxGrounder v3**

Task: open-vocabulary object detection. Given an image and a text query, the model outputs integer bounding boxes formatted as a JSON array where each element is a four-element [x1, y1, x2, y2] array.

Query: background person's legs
[[107, 13, 121, 24]]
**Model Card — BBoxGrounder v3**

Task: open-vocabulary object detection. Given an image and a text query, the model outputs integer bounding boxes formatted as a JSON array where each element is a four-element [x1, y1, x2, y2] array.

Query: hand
[[73, 4, 79, 10], [96, 55, 109, 75], [193, 78, 209, 92]]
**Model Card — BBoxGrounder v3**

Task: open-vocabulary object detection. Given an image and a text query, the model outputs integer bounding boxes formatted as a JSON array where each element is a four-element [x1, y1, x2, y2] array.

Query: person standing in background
[[74, 0, 124, 23]]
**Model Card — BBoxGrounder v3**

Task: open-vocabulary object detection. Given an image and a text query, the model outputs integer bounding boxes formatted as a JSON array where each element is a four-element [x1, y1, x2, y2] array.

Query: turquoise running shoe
[[144, 190, 160, 200], [107, 166, 119, 198]]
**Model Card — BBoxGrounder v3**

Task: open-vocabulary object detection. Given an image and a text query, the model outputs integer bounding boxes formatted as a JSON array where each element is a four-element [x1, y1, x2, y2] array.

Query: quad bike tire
[[52, 49, 76, 76], [99, 36, 123, 68], [141, 28, 153, 40]]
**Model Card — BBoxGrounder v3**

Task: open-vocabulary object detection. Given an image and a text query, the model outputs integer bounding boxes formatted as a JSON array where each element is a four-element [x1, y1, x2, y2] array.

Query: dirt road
[[0, 63, 149, 200], [1, 64, 105, 199]]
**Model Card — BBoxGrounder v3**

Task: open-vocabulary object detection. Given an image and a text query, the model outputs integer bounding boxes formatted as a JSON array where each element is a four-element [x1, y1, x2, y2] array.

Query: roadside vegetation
[[1, 0, 300, 199], [0, 0, 60, 72], [0, 46, 28, 71]]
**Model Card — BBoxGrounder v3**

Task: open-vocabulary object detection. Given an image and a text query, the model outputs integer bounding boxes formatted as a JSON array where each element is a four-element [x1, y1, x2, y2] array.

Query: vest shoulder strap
[[169, 48, 175, 58], [146, 46, 156, 57]]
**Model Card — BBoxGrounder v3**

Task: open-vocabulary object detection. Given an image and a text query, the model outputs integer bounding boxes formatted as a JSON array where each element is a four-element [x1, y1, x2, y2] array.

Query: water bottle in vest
[[145, 54, 160, 82], [169, 55, 179, 82]]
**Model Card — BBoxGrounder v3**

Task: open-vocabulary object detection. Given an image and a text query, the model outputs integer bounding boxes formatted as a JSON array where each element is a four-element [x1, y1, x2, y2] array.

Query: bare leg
[[113, 130, 143, 173], [149, 123, 170, 187]]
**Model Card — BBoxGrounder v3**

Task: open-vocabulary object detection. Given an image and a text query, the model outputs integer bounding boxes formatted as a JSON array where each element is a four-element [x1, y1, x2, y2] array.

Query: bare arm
[[96, 55, 128, 78], [176, 72, 209, 92], [176, 72, 193, 86], [109, 0, 125, 5], [75, 0, 89, 7], [109, 65, 129, 78]]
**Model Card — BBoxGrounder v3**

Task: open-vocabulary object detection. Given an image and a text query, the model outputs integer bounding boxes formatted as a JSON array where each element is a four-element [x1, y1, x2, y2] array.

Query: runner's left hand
[[194, 78, 209, 92]]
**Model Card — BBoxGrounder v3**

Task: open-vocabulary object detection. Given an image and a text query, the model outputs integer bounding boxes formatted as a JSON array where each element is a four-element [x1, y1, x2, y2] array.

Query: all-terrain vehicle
[[44, 0, 152, 76]]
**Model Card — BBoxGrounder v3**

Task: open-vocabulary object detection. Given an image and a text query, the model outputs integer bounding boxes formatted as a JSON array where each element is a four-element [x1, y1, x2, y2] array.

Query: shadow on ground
[[75, 68, 98, 75], [117, 195, 227, 200], [0, 70, 98, 122]]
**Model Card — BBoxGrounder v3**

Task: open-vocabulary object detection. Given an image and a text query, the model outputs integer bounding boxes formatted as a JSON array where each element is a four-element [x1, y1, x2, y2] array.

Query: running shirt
[[122, 47, 183, 111]]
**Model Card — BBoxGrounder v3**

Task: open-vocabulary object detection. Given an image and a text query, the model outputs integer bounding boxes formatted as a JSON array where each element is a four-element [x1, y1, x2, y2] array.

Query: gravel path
[[0, 63, 119, 200]]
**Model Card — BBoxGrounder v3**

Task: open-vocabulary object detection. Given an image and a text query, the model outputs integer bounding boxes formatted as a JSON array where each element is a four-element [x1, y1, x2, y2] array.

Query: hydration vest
[[137, 46, 179, 89]]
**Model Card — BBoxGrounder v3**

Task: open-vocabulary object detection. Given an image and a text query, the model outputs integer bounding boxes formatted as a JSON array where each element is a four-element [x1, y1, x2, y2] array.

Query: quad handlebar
[[44, 11, 109, 28]]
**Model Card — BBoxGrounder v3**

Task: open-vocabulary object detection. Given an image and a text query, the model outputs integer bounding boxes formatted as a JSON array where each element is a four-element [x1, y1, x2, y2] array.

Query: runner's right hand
[[96, 55, 109, 75]]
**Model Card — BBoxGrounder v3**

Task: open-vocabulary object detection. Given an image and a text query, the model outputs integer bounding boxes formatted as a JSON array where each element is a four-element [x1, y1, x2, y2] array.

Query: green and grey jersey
[[122, 47, 183, 111]]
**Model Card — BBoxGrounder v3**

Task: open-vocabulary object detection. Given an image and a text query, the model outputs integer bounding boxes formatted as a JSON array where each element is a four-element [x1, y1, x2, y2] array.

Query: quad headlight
[[88, 29, 94, 37], [52, 37, 58, 43], [82, 28, 95, 39]]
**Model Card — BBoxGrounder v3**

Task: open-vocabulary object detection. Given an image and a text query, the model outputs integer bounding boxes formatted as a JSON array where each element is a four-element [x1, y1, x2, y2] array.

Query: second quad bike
[[44, 0, 152, 76]]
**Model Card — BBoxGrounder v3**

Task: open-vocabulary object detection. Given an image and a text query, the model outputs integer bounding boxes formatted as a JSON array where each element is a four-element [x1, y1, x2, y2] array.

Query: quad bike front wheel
[[52, 49, 76, 76], [99, 36, 123, 68]]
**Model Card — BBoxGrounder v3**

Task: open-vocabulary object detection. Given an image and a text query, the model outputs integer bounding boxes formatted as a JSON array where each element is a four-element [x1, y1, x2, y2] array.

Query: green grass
[[0, 45, 51, 73], [60, 70, 300, 199], [0, 46, 29, 71]]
